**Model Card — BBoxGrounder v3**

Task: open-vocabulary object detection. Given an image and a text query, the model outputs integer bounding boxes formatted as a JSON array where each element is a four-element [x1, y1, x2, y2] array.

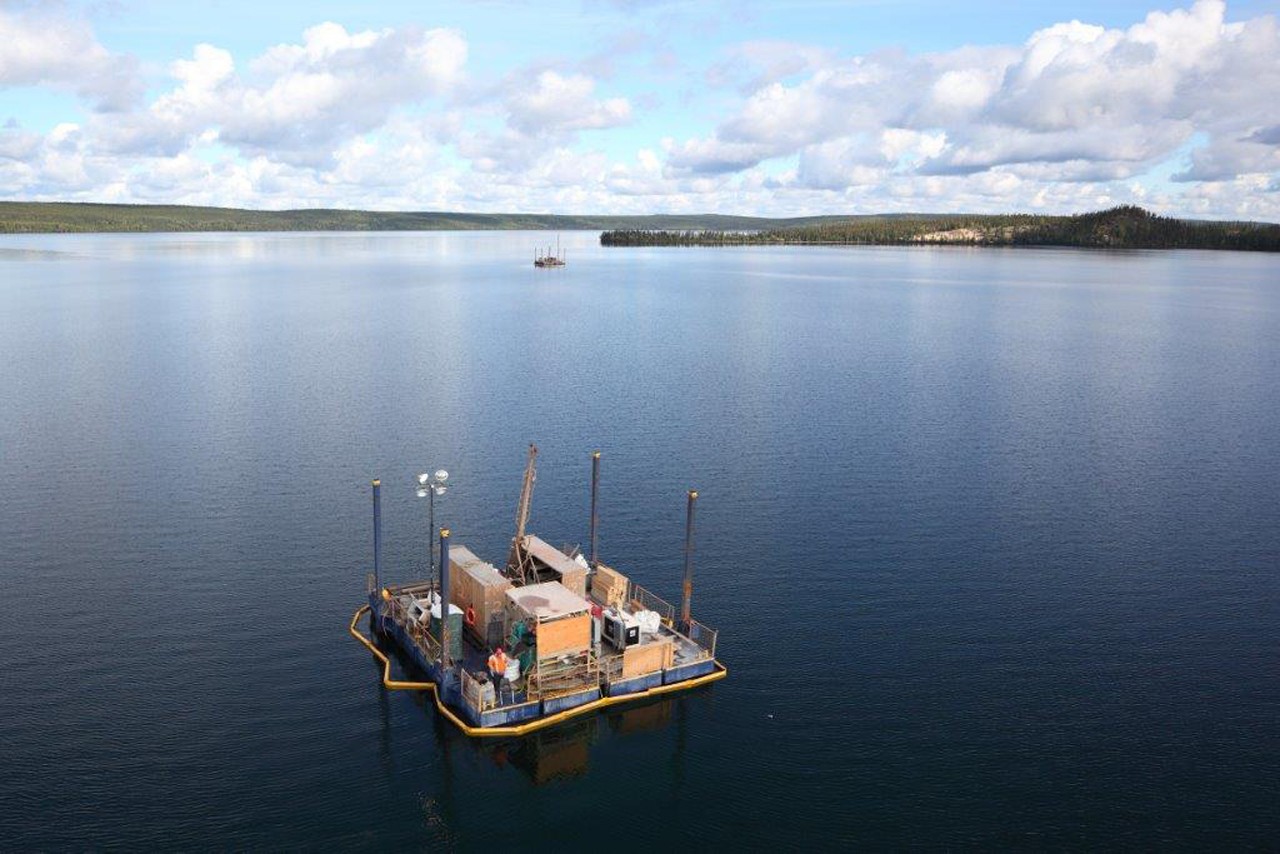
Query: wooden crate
[[621, 637, 673, 678]]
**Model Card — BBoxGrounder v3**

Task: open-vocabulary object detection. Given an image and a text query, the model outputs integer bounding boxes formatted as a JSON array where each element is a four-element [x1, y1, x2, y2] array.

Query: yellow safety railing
[[349, 605, 726, 738]]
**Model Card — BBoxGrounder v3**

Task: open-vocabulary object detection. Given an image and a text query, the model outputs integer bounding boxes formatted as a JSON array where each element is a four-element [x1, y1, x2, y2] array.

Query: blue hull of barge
[[606, 670, 663, 696], [373, 594, 532, 726], [543, 686, 601, 714], [473, 700, 543, 728], [664, 658, 717, 684]]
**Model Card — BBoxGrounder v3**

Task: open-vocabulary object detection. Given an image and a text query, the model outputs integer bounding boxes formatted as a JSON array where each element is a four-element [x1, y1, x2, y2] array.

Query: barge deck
[[351, 447, 725, 737]]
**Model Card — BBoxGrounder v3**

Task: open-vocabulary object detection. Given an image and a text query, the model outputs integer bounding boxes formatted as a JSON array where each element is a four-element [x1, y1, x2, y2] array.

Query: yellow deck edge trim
[[349, 605, 727, 738]]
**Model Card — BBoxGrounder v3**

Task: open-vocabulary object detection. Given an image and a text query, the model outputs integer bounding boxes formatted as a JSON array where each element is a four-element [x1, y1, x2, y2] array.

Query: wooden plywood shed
[[522, 535, 587, 597], [506, 581, 592, 656], [448, 545, 512, 634], [536, 613, 592, 656]]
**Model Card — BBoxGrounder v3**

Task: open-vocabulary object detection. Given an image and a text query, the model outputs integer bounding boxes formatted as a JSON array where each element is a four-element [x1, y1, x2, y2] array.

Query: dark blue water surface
[[1, 232, 1277, 849]]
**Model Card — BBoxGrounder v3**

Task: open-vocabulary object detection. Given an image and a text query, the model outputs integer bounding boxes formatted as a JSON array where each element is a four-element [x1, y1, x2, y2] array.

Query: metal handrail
[[627, 582, 675, 621], [384, 593, 442, 660], [685, 618, 718, 659], [351, 604, 728, 738], [527, 648, 597, 700], [461, 668, 494, 712]]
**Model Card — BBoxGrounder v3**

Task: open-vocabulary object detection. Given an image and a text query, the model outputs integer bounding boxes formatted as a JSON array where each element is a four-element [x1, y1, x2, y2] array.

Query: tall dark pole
[[589, 451, 600, 569], [428, 487, 436, 590], [680, 489, 697, 634], [439, 527, 451, 668], [372, 479, 382, 594]]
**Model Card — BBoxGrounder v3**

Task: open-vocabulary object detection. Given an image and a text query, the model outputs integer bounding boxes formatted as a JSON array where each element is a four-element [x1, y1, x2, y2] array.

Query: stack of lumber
[[590, 564, 628, 608]]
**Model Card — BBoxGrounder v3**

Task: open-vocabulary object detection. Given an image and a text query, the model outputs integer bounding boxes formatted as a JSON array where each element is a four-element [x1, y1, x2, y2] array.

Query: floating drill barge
[[533, 236, 566, 267], [351, 446, 725, 737]]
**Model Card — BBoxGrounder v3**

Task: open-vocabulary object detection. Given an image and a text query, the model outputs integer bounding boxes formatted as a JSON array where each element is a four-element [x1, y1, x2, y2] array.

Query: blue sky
[[1, 0, 1278, 217]]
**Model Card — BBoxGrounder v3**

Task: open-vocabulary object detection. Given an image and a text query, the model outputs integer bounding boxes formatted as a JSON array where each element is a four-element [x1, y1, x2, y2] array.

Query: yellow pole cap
[[372, 479, 381, 486], [592, 451, 601, 458], [689, 489, 698, 499], [381, 588, 390, 600], [440, 527, 451, 537]]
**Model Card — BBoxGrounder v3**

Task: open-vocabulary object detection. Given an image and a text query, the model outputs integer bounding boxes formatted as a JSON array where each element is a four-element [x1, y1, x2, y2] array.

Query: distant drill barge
[[350, 446, 725, 736], [533, 236, 566, 267]]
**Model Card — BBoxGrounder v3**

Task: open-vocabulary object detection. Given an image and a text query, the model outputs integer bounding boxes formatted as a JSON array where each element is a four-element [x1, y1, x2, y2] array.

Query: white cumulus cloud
[[506, 70, 632, 135], [666, 0, 1279, 212], [0, 3, 140, 110], [91, 23, 466, 166], [1, 0, 1277, 220]]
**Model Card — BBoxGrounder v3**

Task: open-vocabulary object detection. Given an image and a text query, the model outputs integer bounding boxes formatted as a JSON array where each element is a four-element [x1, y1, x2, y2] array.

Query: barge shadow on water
[[350, 446, 726, 737]]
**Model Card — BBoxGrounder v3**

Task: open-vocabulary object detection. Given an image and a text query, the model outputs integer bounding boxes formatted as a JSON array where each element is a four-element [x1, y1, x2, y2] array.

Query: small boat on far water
[[534, 236, 566, 267]]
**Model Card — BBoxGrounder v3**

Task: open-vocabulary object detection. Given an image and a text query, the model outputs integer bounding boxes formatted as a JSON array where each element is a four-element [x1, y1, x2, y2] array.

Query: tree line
[[600, 207, 1280, 252]]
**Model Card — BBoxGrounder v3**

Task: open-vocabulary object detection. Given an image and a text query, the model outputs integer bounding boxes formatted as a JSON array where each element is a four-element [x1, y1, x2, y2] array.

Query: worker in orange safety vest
[[488, 647, 510, 705]]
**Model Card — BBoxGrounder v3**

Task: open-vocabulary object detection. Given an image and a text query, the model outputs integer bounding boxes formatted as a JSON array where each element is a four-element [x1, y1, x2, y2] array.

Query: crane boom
[[507, 443, 538, 581]]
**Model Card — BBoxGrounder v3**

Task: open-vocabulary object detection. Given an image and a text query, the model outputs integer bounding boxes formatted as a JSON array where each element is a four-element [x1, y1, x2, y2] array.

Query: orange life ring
[[464, 605, 476, 627]]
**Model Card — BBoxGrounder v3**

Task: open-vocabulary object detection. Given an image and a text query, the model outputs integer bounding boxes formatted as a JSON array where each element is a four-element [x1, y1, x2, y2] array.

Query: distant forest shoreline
[[0, 202, 925, 234], [1, 202, 1277, 252], [600, 207, 1280, 253]]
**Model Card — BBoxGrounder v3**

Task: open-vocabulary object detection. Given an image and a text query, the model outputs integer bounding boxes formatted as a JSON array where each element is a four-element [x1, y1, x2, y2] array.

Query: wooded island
[[599, 207, 1280, 252]]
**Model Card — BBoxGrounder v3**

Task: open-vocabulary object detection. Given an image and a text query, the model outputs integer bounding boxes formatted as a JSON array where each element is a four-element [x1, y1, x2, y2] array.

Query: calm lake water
[[1, 231, 1277, 848]]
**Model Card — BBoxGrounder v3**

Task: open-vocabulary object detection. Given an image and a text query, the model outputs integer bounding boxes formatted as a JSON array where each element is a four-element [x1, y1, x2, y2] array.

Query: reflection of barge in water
[[486, 696, 675, 784], [350, 446, 725, 737]]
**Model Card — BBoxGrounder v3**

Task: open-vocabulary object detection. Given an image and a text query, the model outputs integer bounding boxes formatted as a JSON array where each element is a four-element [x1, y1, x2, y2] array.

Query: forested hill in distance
[[600, 206, 1280, 252], [1, 202, 1276, 251], [0, 202, 861, 234]]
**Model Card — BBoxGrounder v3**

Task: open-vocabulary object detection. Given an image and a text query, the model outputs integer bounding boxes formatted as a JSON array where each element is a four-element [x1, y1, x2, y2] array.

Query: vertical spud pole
[[680, 489, 697, 634], [372, 479, 382, 595], [439, 527, 451, 667], [589, 451, 600, 569]]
